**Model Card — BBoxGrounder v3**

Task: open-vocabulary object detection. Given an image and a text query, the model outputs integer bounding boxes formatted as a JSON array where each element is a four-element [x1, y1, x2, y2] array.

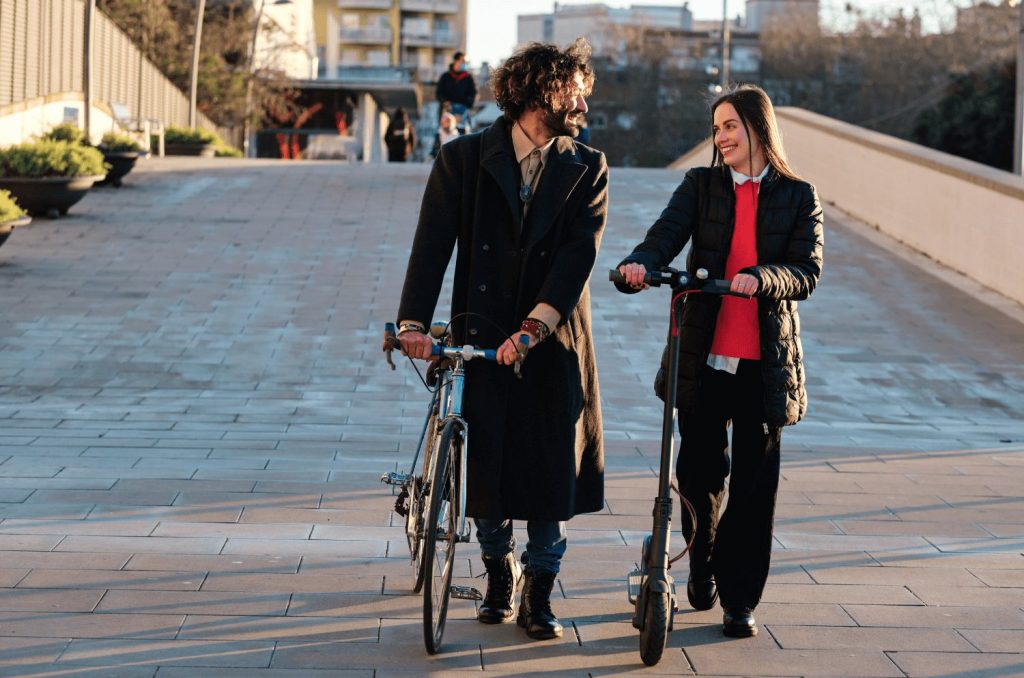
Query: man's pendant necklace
[[519, 184, 533, 203]]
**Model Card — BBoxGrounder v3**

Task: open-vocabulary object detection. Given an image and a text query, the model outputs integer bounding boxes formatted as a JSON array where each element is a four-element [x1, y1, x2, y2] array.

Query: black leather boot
[[477, 553, 522, 624], [517, 568, 563, 640], [686, 573, 718, 611], [723, 607, 758, 638]]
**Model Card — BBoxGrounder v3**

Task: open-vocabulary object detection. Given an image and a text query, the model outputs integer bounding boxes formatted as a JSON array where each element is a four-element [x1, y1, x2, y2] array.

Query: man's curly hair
[[490, 38, 595, 121]]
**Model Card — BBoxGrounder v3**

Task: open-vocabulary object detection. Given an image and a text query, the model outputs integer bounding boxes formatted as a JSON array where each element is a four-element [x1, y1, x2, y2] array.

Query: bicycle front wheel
[[409, 412, 440, 593], [422, 419, 462, 654]]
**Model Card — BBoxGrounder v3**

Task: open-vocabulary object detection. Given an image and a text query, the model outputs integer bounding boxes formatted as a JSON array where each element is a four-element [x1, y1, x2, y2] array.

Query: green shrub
[[0, 189, 26, 222], [165, 125, 218, 145], [214, 144, 243, 158], [41, 123, 87, 145], [100, 132, 143, 153], [0, 140, 109, 178]]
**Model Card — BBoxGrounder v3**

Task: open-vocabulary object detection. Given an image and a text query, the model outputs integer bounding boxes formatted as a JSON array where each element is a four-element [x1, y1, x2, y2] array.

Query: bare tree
[[760, 0, 1016, 140]]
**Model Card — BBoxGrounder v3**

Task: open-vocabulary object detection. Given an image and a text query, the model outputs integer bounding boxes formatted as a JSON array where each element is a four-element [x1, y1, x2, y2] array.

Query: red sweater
[[710, 180, 760, 360]]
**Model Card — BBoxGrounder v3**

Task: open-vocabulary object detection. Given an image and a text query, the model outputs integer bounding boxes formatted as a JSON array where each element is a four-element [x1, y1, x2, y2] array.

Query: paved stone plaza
[[0, 157, 1022, 676]]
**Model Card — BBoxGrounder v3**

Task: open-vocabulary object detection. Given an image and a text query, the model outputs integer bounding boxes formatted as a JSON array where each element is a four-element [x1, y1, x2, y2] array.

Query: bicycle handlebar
[[609, 267, 751, 298], [383, 321, 503, 372]]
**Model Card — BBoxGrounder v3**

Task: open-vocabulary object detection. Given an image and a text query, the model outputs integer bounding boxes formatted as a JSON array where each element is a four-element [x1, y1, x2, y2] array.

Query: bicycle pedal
[[380, 472, 411, 487], [450, 585, 483, 601], [627, 568, 643, 605]]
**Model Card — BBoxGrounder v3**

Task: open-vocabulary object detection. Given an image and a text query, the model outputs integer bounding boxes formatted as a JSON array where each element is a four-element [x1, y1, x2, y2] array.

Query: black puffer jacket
[[617, 165, 824, 427]]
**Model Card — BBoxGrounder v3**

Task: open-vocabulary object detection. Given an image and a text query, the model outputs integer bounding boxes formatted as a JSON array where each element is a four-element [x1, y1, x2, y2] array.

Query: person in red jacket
[[436, 51, 477, 127], [616, 84, 824, 639]]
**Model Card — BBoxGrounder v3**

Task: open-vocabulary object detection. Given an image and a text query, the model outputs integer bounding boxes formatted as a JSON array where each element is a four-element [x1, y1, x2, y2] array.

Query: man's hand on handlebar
[[730, 273, 759, 296], [618, 263, 649, 290], [398, 330, 434, 360]]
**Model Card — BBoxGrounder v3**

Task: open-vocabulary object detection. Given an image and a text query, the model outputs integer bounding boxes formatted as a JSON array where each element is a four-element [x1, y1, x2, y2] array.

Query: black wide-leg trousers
[[676, 359, 782, 611]]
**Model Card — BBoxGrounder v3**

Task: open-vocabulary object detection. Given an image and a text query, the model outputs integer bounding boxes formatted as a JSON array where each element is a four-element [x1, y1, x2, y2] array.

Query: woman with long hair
[[615, 84, 824, 638], [384, 107, 416, 162]]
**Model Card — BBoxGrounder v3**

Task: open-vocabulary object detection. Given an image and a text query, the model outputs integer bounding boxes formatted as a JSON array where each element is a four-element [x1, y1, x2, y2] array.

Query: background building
[[745, 0, 819, 33], [516, 1, 797, 166], [313, 0, 468, 85]]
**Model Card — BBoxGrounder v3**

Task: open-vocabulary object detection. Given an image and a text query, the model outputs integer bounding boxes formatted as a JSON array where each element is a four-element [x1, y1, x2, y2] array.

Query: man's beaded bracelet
[[520, 317, 551, 343]]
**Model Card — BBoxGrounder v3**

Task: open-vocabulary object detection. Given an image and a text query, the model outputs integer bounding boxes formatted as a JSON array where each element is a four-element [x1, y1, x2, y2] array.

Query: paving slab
[[56, 638, 275, 668], [0, 158, 1021, 675]]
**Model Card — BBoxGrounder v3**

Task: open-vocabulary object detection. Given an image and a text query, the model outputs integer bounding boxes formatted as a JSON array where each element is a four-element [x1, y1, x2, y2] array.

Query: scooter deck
[[627, 569, 678, 606]]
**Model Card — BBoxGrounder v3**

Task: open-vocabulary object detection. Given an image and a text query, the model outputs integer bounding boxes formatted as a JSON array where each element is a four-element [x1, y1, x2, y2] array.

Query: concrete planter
[[165, 142, 216, 158], [0, 176, 104, 218], [98, 151, 141, 187], [0, 215, 31, 248]]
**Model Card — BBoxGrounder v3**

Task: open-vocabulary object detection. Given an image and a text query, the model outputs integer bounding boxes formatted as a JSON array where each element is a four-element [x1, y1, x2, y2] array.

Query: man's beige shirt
[[511, 122, 555, 216]]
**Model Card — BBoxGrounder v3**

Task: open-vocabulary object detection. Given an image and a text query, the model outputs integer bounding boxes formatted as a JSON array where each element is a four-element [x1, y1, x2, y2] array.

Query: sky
[[465, 0, 974, 68]]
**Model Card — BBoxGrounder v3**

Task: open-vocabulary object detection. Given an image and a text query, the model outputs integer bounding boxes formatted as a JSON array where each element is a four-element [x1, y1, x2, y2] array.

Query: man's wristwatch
[[397, 320, 426, 335]]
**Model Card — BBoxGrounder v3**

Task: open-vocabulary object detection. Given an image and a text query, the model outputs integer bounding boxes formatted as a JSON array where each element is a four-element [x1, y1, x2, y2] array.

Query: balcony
[[433, 0, 459, 13], [335, 65, 414, 83], [339, 26, 393, 44], [400, 0, 434, 11], [432, 31, 457, 47], [399, 0, 459, 12], [401, 28, 433, 46], [338, 0, 392, 8], [414, 64, 448, 82]]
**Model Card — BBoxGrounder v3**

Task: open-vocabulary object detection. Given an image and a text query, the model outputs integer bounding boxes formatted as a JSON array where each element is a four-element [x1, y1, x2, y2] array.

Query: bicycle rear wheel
[[422, 419, 462, 654]]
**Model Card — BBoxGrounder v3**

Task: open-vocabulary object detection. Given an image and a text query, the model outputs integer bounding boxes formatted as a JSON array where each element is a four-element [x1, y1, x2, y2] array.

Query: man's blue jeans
[[474, 518, 567, 574]]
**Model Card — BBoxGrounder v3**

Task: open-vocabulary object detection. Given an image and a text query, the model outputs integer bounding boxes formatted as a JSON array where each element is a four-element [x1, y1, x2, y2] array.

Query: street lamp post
[[83, 0, 96, 140], [188, 0, 207, 129], [1014, 0, 1023, 175], [720, 0, 730, 90]]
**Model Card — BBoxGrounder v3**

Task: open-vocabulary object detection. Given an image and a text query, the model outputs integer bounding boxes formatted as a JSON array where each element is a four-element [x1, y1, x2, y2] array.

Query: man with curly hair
[[396, 38, 607, 641]]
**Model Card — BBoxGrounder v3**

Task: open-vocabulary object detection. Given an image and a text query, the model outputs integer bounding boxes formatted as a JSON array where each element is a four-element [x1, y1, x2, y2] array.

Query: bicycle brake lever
[[384, 323, 398, 370], [513, 335, 531, 380]]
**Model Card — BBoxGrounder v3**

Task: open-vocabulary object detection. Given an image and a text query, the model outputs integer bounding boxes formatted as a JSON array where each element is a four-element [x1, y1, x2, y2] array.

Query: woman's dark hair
[[490, 38, 595, 121], [710, 84, 800, 181], [392, 107, 409, 125]]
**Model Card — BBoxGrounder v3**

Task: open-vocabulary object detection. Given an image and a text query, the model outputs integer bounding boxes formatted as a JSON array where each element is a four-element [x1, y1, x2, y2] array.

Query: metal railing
[[338, 0, 392, 8], [400, 0, 460, 12], [0, 0, 222, 135], [339, 26, 393, 44]]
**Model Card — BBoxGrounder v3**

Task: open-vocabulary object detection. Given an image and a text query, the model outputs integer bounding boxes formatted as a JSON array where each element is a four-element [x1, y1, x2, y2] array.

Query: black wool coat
[[397, 116, 608, 521], [617, 165, 824, 427]]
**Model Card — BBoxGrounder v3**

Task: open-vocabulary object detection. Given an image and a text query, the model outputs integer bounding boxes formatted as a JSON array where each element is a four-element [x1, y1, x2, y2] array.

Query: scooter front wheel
[[639, 590, 670, 666]]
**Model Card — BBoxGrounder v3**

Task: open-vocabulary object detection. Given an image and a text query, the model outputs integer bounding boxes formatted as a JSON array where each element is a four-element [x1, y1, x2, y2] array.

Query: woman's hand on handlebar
[[618, 263, 649, 290], [496, 332, 535, 366], [398, 330, 433, 360], [730, 273, 759, 296]]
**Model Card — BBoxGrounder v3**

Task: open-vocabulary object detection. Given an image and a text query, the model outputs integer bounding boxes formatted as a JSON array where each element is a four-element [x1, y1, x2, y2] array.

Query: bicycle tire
[[422, 419, 461, 654], [409, 413, 440, 593], [639, 591, 670, 666]]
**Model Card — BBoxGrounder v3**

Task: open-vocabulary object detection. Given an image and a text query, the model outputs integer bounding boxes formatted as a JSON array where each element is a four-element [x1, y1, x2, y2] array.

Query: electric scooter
[[609, 266, 750, 666]]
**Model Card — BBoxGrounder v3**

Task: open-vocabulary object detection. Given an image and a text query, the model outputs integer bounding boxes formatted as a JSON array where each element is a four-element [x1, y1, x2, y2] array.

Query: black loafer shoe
[[686, 575, 718, 611], [723, 607, 757, 638]]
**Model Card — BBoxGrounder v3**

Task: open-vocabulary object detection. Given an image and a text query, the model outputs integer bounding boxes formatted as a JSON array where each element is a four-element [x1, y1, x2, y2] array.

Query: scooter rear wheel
[[639, 591, 670, 666]]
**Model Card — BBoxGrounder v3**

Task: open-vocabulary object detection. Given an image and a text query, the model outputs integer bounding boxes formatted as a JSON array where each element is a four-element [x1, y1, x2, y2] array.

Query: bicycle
[[381, 320, 527, 654], [609, 266, 749, 666]]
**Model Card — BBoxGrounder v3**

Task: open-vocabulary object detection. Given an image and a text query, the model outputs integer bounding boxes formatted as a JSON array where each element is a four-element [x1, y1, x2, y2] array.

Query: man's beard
[[541, 106, 583, 138]]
